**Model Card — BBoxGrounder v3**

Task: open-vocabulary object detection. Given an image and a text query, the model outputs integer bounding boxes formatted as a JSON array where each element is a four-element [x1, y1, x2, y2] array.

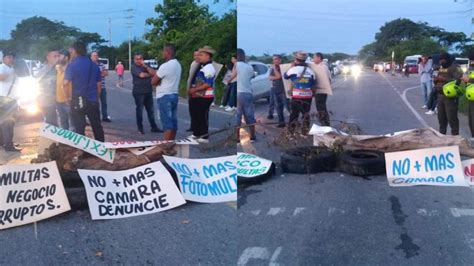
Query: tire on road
[[65, 187, 89, 211], [338, 150, 386, 177], [238, 163, 275, 185], [281, 147, 337, 174]]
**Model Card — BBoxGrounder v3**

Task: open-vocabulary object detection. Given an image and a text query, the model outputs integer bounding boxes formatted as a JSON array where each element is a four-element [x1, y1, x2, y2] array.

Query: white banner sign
[[461, 159, 474, 186], [384, 146, 468, 187], [164, 155, 237, 203], [78, 161, 186, 220], [0, 161, 70, 230], [39, 123, 115, 163], [104, 137, 198, 149], [237, 153, 272, 177]]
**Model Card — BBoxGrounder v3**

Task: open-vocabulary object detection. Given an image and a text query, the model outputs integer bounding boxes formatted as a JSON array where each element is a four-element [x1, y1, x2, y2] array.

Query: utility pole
[[125, 8, 134, 71], [108, 17, 112, 47]]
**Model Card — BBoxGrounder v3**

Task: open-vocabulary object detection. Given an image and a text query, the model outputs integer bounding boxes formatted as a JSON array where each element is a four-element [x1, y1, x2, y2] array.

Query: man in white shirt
[[152, 44, 182, 140], [310, 52, 332, 126], [0, 51, 21, 151]]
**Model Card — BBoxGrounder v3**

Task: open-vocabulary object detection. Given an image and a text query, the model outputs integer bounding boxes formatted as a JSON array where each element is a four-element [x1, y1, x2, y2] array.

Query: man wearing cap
[[284, 51, 316, 136], [0, 51, 21, 151], [435, 52, 463, 135], [37, 46, 60, 126], [188, 46, 216, 143]]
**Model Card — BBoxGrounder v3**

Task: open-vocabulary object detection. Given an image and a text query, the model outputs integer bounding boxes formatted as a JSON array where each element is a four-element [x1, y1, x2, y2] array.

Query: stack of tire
[[281, 147, 386, 177]]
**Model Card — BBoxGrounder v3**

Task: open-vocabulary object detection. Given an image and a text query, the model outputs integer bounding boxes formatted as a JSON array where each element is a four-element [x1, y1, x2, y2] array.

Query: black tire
[[338, 150, 385, 177], [238, 163, 275, 185], [61, 171, 84, 188], [65, 187, 89, 211], [281, 147, 337, 174]]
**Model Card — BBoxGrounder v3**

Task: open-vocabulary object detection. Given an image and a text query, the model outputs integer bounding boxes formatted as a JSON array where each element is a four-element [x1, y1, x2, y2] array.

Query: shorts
[[236, 92, 256, 126], [157, 93, 178, 130], [118, 75, 124, 81]]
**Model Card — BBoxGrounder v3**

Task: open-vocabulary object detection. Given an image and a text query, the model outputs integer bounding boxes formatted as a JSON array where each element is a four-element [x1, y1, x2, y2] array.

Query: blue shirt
[[65, 56, 101, 102], [284, 65, 316, 89]]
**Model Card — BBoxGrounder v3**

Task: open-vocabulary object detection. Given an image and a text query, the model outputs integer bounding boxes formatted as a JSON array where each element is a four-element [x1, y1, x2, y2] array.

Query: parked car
[[373, 62, 384, 72], [249, 61, 271, 102]]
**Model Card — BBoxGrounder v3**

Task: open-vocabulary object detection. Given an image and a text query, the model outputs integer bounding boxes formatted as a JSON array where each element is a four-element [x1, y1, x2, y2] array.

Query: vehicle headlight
[[342, 67, 350, 74], [351, 65, 361, 76]]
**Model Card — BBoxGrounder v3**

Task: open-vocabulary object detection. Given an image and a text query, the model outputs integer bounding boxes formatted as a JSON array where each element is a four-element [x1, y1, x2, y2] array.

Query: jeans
[[133, 92, 159, 132], [268, 88, 285, 124], [228, 82, 237, 108], [421, 81, 432, 106], [221, 84, 231, 106], [189, 97, 213, 139], [289, 98, 312, 134], [236, 92, 256, 126], [56, 102, 71, 130], [42, 105, 58, 126], [100, 88, 109, 120], [70, 100, 105, 142], [157, 94, 178, 131]]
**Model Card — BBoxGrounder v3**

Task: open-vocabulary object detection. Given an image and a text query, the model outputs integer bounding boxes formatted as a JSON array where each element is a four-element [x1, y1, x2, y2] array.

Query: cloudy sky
[[238, 0, 473, 55], [0, 0, 235, 46]]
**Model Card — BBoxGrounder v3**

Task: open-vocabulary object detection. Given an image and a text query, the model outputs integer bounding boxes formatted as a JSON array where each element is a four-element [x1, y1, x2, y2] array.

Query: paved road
[[0, 71, 237, 265], [237, 70, 474, 265]]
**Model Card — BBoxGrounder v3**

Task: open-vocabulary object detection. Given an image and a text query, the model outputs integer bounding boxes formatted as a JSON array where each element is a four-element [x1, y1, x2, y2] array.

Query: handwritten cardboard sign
[[384, 146, 468, 187], [78, 161, 186, 220], [0, 161, 70, 230], [103, 137, 198, 149], [461, 159, 474, 186], [39, 123, 115, 163], [164, 155, 237, 203], [237, 153, 272, 177]]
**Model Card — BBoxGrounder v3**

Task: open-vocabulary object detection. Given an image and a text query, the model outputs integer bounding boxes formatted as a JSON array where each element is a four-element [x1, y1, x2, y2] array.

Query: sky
[[238, 0, 473, 55], [0, 0, 235, 46]]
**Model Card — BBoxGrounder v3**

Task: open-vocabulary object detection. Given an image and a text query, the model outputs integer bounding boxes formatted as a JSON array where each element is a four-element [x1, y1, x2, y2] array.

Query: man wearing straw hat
[[188, 46, 217, 143], [283, 51, 316, 136]]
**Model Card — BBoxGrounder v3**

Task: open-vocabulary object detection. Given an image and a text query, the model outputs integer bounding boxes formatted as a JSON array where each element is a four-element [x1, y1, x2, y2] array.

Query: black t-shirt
[[131, 63, 152, 94]]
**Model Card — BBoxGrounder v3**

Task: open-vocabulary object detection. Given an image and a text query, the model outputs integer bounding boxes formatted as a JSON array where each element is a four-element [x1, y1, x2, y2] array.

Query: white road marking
[[238, 247, 270, 265], [465, 234, 474, 250], [269, 247, 283, 266], [250, 210, 261, 216], [237, 247, 283, 266], [267, 207, 285, 216], [450, 208, 474, 217], [293, 207, 305, 216], [357, 207, 362, 215], [416, 208, 440, 217], [380, 74, 428, 128], [328, 207, 345, 216]]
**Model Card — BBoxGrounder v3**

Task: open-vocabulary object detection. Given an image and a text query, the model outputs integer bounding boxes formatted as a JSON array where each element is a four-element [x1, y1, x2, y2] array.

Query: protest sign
[[164, 155, 237, 203], [0, 161, 70, 230], [104, 137, 198, 149], [461, 159, 474, 186], [78, 161, 186, 220], [39, 123, 115, 163], [384, 146, 468, 187], [237, 153, 272, 177]]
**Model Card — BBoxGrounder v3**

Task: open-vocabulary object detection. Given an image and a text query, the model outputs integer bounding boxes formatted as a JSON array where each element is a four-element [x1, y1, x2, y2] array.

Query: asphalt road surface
[[0, 71, 237, 265], [237, 70, 474, 265]]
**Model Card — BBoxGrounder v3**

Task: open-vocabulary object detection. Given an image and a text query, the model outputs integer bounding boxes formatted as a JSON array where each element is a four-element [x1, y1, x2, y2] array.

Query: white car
[[249, 61, 271, 102]]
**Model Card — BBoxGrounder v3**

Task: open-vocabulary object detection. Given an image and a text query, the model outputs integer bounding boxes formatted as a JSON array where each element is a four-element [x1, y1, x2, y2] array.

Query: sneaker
[[276, 123, 285, 128], [190, 134, 197, 138], [225, 106, 234, 112], [425, 110, 435, 115], [138, 131, 145, 135], [102, 118, 112, 122], [151, 128, 163, 133], [211, 103, 216, 107], [434, 107, 438, 114], [267, 114, 274, 120], [422, 105, 427, 109], [196, 138, 209, 144], [4, 144, 21, 152], [219, 105, 225, 108]]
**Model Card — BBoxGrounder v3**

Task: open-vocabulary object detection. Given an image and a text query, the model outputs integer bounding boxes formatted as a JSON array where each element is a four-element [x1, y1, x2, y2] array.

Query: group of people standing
[[235, 49, 333, 143]]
